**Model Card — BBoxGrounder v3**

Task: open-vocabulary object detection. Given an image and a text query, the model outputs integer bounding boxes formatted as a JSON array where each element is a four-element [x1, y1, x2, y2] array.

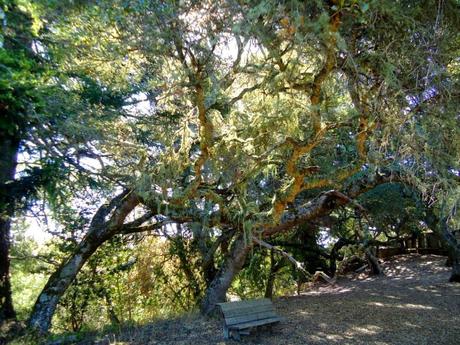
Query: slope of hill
[[41, 254, 460, 345]]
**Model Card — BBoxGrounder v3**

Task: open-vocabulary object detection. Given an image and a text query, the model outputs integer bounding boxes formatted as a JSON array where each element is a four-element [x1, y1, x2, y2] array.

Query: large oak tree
[[3, 0, 458, 334]]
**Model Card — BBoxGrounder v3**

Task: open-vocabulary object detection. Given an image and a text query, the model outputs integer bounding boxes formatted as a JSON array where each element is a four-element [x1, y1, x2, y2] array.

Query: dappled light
[[58, 254, 459, 345], [366, 301, 434, 310], [1, 0, 459, 344]]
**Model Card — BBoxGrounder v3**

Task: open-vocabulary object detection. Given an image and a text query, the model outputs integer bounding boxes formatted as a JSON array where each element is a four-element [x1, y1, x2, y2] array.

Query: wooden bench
[[217, 298, 282, 340]]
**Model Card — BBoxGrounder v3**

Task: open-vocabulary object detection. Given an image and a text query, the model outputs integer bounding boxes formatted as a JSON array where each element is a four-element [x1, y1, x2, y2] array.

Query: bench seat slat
[[218, 298, 272, 312], [226, 311, 279, 326], [220, 304, 274, 318], [229, 317, 282, 330]]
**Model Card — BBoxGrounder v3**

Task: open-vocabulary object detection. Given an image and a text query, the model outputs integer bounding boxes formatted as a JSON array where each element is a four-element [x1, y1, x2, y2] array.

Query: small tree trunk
[[28, 191, 139, 334], [0, 217, 16, 323], [264, 249, 277, 299], [103, 290, 120, 325], [200, 235, 251, 315], [0, 135, 20, 324], [265, 273, 275, 299], [445, 235, 460, 283]]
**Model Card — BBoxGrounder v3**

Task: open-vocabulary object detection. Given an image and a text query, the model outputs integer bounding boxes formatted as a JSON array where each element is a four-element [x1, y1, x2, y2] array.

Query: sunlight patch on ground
[[403, 321, 422, 329], [302, 286, 353, 296], [348, 325, 381, 335], [367, 302, 385, 307], [384, 295, 401, 300], [396, 303, 434, 310], [366, 301, 434, 310], [413, 285, 441, 292], [310, 332, 344, 342]]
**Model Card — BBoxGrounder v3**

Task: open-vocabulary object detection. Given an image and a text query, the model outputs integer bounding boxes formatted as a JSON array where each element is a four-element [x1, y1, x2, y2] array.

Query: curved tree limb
[[28, 190, 141, 334]]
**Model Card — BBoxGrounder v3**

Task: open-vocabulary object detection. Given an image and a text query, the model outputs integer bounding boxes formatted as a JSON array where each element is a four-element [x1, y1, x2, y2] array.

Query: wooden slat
[[218, 298, 272, 312], [220, 304, 274, 318], [218, 298, 282, 338], [226, 311, 278, 326], [230, 317, 282, 330]]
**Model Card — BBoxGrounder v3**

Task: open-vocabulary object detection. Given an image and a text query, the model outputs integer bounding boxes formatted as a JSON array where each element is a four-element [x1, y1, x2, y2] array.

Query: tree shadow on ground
[[72, 255, 460, 345]]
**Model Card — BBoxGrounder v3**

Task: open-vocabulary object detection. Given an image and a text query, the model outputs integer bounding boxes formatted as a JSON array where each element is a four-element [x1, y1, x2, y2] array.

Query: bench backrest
[[218, 298, 278, 327]]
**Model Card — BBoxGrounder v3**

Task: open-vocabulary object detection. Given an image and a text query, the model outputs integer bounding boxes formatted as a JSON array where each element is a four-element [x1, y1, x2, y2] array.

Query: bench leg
[[232, 330, 241, 341], [223, 325, 230, 340]]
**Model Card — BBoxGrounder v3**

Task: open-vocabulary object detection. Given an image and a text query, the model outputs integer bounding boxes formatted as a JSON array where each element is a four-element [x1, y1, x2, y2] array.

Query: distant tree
[[0, 0, 46, 323], [0, 0, 135, 326]]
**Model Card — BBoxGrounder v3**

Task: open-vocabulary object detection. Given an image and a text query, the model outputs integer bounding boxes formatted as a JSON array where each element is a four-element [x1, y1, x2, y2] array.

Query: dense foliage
[[1, 0, 459, 340]]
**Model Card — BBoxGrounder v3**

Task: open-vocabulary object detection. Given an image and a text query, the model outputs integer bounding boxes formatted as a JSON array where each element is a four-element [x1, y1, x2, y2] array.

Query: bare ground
[[78, 254, 460, 345]]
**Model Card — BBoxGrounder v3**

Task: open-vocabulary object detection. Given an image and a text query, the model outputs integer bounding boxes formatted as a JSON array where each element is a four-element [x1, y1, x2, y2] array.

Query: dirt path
[[84, 255, 460, 345]]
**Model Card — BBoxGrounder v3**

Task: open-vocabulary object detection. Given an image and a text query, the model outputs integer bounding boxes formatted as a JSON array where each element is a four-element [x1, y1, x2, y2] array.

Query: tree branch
[[252, 236, 311, 278]]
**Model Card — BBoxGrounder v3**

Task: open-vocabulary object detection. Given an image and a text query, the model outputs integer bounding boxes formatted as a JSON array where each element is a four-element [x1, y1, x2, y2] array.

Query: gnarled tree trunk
[[28, 190, 139, 334], [200, 234, 251, 315]]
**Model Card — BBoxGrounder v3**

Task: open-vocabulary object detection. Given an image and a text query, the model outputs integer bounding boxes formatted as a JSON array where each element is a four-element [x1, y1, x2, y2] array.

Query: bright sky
[[22, 216, 53, 244]]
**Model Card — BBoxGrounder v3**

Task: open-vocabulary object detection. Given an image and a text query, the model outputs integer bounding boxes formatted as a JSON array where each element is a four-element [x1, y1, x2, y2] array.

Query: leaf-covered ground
[[74, 254, 460, 345]]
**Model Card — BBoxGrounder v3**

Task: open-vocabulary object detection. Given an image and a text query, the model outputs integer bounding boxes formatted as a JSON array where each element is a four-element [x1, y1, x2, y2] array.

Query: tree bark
[[195, 227, 229, 287], [0, 217, 16, 323], [28, 190, 140, 334], [0, 135, 20, 324], [265, 249, 276, 299], [200, 234, 251, 315]]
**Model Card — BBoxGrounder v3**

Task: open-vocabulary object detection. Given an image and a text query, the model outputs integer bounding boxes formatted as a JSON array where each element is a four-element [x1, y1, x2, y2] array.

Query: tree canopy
[[1, 0, 459, 338]]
